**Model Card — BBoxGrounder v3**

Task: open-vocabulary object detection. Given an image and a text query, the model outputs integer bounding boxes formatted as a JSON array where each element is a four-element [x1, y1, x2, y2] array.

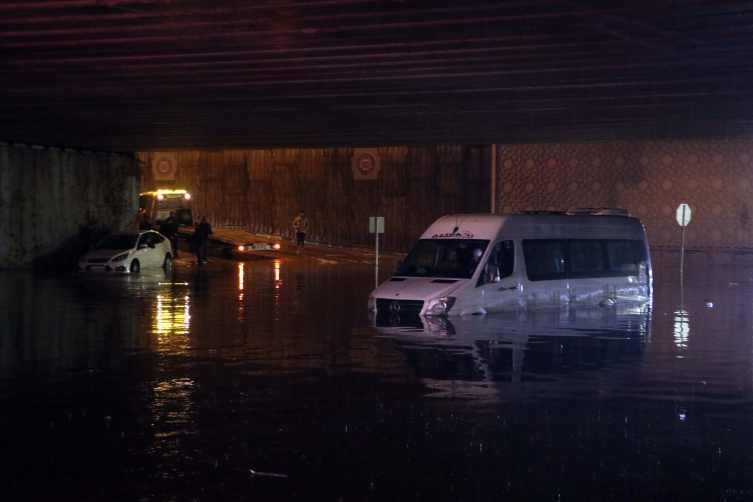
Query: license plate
[[90, 265, 105, 271], [250, 243, 271, 250]]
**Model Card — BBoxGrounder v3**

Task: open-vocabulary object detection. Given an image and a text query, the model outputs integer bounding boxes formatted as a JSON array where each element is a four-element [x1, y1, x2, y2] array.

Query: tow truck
[[139, 189, 281, 255]]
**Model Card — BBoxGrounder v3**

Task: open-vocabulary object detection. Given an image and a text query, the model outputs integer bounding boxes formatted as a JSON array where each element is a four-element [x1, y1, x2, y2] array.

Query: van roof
[[421, 213, 646, 241]]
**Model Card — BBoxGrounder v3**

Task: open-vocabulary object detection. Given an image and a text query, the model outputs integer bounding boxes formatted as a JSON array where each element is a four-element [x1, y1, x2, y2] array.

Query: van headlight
[[367, 295, 376, 311], [111, 253, 129, 262], [425, 296, 456, 316]]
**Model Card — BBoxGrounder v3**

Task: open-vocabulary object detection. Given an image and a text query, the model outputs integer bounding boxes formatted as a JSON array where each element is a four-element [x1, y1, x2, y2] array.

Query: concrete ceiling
[[2, 0, 753, 152]]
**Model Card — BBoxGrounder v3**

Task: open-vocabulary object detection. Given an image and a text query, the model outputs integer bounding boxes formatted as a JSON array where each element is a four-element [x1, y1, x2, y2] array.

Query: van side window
[[477, 240, 515, 286], [569, 240, 604, 273], [523, 239, 641, 281], [523, 240, 565, 281], [606, 240, 638, 273]]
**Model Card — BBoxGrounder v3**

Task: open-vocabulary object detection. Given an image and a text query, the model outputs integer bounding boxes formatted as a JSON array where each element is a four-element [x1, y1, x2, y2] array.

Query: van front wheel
[[130, 260, 140, 274], [163, 255, 172, 272]]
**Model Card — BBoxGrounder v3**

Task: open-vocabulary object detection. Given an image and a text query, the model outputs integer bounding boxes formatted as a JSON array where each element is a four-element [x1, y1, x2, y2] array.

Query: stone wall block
[[497, 139, 753, 250], [1, 145, 137, 268]]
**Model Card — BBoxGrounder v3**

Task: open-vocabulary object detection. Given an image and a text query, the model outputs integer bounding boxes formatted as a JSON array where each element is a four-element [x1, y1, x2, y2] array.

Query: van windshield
[[396, 239, 490, 279], [94, 235, 138, 250]]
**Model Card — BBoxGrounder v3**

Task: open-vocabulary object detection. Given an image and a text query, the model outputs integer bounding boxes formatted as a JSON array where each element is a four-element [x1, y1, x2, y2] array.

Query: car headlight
[[425, 296, 456, 316], [111, 253, 129, 262], [367, 295, 376, 311]]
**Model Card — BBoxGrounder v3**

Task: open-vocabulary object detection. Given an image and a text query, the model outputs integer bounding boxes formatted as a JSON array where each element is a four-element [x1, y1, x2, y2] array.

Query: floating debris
[[599, 298, 616, 308], [249, 469, 287, 478]]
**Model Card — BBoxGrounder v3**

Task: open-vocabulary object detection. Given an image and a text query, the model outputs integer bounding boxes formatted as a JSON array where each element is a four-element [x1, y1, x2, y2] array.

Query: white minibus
[[368, 210, 652, 316]]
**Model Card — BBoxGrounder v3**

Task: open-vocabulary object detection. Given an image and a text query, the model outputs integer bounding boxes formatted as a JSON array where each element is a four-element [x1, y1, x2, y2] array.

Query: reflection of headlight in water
[[155, 294, 191, 339], [425, 296, 456, 316], [425, 315, 447, 331]]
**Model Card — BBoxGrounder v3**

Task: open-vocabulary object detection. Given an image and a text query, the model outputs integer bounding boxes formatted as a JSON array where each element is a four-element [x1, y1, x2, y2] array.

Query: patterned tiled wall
[[497, 140, 753, 251]]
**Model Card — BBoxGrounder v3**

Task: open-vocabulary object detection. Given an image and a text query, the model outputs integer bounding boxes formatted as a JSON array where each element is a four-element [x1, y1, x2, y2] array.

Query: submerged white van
[[368, 210, 652, 316]]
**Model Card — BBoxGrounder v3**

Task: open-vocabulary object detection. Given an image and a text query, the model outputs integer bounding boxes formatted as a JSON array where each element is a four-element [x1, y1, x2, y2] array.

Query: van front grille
[[376, 299, 424, 316]]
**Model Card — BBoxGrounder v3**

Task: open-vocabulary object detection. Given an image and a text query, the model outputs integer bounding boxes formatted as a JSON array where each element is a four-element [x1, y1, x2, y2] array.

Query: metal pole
[[375, 230, 379, 289], [490, 144, 497, 213], [680, 205, 686, 289]]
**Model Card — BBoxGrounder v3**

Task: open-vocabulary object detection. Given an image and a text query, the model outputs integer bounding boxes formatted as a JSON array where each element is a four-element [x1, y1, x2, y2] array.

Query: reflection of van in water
[[373, 303, 651, 401], [368, 210, 652, 316], [139, 190, 193, 227]]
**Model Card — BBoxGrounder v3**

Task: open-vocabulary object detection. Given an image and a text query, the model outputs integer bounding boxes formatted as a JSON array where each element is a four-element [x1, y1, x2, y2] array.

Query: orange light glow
[[238, 263, 244, 291], [273, 243, 281, 249], [238, 245, 245, 251], [157, 193, 164, 200], [274, 259, 281, 288], [184, 193, 191, 200]]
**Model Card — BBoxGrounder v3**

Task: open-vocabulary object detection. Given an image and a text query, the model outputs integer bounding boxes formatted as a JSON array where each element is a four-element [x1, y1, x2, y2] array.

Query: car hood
[[372, 277, 466, 301], [82, 249, 132, 260]]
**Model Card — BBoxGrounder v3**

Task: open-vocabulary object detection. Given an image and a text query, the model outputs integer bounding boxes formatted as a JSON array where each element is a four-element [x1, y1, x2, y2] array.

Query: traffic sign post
[[369, 217, 385, 288], [676, 204, 691, 288]]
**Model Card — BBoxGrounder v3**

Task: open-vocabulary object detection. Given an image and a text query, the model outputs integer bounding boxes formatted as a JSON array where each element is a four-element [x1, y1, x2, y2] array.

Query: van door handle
[[500, 285, 518, 291]]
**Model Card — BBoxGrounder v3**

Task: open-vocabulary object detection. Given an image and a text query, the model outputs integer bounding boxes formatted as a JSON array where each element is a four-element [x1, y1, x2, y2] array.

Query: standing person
[[160, 211, 180, 258], [292, 210, 310, 253], [194, 216, 212, 265]]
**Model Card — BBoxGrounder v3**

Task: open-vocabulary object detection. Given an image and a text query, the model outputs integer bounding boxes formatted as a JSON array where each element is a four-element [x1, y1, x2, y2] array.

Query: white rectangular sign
[[369, 216, 385, 234]]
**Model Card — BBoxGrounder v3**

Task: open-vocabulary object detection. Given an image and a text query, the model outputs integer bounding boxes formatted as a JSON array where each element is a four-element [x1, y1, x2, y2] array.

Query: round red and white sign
[[155, 156, 173, 176]]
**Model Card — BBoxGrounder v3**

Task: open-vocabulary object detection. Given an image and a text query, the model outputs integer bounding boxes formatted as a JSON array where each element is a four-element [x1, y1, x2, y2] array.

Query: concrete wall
[[0, 144, 139, 268], [140, 146, 492, 251], [497, 139, 753, 260], [137, 138, 753, 259]]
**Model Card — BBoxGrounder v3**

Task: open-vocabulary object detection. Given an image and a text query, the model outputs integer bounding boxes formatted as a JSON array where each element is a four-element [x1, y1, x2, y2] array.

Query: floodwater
[[1, 255, 753, 501]]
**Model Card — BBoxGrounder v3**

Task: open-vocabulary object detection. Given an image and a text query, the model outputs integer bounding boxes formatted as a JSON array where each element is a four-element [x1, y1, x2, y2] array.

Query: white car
[[79, 230, 173, 273]]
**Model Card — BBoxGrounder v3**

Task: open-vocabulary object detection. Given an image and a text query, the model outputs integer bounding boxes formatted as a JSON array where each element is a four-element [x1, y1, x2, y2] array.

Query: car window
[[138, 234, 153, 247]]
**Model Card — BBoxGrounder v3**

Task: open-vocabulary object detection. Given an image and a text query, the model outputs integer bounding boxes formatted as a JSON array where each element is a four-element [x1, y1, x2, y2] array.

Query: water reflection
[[5, 264, 753, 500], [150, 285, 196, 445], [238, 263, 245, 320], [153, 291, 191, 352], [375, 304, 651, 401], [673, 309, 690, 352]]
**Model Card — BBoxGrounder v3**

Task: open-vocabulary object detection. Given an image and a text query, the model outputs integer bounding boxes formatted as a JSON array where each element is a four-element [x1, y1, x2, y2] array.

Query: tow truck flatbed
[[177, 225, 280, 252]]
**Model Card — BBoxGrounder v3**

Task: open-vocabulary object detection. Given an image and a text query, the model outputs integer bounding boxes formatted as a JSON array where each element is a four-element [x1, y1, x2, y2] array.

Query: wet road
[[1, 255, 753, 501]]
